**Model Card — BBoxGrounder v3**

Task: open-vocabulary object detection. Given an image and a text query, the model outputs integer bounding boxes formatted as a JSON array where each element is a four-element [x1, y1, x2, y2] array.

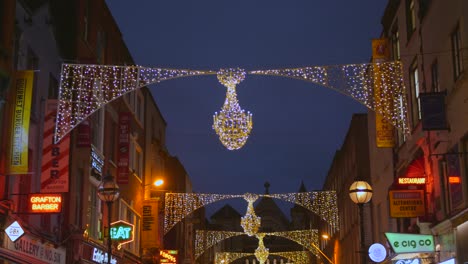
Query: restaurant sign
[[385, 233, 434, 254], [110, 220, 134, 246]]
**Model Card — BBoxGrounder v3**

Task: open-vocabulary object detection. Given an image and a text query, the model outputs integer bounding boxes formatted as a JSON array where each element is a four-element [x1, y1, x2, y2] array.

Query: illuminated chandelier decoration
[[215, 251, 311, 264], [195, 229, 318, 259], [240, 193, 261, 236], [56, 61, 409, 148], [254, 233, 269, 264], [165, 191, 338, 234], [213, 68, 252, 150]]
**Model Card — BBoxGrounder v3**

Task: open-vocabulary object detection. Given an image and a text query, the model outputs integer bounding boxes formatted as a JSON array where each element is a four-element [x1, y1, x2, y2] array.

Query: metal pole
[[107, 201, 112, 264], [359, 203, 366, 264]]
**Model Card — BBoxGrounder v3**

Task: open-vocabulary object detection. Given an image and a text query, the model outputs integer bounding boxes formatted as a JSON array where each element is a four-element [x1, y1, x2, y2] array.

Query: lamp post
[[349, 180, 373, 264], [98, 172, 120, 264]]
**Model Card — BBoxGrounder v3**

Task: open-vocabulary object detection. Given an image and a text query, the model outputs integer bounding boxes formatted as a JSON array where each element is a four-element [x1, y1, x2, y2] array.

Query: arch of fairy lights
[[195, 229, 319, 260], [164, 191, 338, 234], [55, 61, 409, 150], [215, 251, 311, 264]]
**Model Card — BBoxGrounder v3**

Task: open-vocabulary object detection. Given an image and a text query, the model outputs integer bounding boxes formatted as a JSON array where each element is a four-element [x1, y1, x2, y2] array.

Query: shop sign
[[92, 247, 117, 264], [91, 146, 104, 180], [398, 177, 426, 185], [388, 190, 425, 218], [5, 234, 66, 264], [368, 243, 387, 262], [438, 258, 455, 264], [110, 220, 134, 246], [142, 199, 159, 248], [28, 193, 62, 213], [160, 250, 178, 264], [393, 259, 420, 264], [5, 221, 25, 242], [385, 233, 434, 254]]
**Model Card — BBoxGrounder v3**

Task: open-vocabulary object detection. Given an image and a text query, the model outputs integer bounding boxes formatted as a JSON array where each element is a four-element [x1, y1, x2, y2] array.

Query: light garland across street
[[55, 61, 409, 150], [215, 251, 311, 264], [165, 191, 338, 234], [195, 229, 318, 260]]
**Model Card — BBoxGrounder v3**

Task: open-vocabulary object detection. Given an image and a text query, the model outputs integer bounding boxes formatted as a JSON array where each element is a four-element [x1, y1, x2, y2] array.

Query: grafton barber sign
[[28, 194, 62, 213]]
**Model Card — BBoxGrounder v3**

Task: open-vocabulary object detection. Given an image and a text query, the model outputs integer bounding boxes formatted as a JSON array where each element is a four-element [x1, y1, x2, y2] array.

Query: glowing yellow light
[[398, 177, 426, 184], [154, 179, 164, 186], [241, 193, 261, 236], [213, 68, 252, 150]]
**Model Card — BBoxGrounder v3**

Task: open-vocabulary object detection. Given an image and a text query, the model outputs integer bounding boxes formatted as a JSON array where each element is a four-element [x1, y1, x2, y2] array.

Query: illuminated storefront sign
[[91, 146, 104, 181], [398, 177, 426, 184], [5, 234, 66, 264], [110, 220, 134, 246], [28, 194, 62, 213], [388, 190, 425, 218], [385, 233, 434, 254], [160, 250, 178, 264], [368, 243, 387, 262], [394, 259, 420, 264], [5, 221, 25, 242], [92, 247, 117, 264]]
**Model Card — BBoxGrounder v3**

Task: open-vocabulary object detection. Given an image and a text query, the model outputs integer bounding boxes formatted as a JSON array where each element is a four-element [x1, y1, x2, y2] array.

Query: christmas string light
[[249, 61, 409, 134], [240, 193, 261, 236], [195, 230, 244, 259], [55, 64, 215, 143], [56, 62, 409, 147], [165, 191, 338, 235], [213, 68, 252, 150], [165, 193, 243, 234], [215, 251, 311, 264], [195, 229, 318, 259], [254, 233, 269, 264]]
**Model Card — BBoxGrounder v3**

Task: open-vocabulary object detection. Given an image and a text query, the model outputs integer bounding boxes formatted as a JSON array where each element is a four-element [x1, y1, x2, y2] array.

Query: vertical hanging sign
[[117, 112, 130, 184], [372, 39, 395, 148], [142, 199, 159, 249], [8, 70, 34, 174], [41, 100, 70, 193]]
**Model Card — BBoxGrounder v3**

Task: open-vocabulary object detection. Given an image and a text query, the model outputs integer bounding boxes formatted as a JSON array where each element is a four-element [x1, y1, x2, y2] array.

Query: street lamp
[[349, 180, 373, 264], [98, 171, 120, 264]]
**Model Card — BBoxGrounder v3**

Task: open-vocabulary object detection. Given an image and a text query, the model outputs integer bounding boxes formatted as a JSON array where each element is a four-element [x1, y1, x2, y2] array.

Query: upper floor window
[[48, 73, 59, 99], [406, 0, 416, 40], [409, 59, 421, 127], [451, 23, 464, 81], [391, 27, 401, 60], [119, 200, 141, 255]]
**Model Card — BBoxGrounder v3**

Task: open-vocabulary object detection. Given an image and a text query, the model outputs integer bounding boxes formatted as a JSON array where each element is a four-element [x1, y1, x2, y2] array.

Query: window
[[431, 60, 440, 92], [409, 59, 421, 126], [96, 30, 106, 64], [406, 0, 416, 40], [83, 0, 90, 42], [92, 108, 104, 151], [391, 27, 401, 60], [136, 92, 144, 124], [119, 200, 141, 255], [451, 23, 463, 80], [130, 137, 143, 179], [48, 73, 59, 99], [89, 186, 103, 240]]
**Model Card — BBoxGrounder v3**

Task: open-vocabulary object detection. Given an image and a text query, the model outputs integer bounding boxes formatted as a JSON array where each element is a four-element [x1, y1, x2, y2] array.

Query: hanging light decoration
[[213, 68, 253, 150], [240, 193, 261, 236], [254, 233, 269, 264]]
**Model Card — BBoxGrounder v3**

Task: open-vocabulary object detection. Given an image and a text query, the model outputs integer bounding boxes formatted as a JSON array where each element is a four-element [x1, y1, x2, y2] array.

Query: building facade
[[0, 1, 193, 263]]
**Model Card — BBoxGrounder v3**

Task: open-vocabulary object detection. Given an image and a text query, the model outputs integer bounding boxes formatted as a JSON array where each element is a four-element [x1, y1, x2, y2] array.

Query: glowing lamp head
[[349, 180, 373, 204], [154, 179, 164, 187]]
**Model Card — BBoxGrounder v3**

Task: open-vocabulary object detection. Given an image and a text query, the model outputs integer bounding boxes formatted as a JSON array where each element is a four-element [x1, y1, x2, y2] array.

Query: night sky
[[106, 1, 388, 213]]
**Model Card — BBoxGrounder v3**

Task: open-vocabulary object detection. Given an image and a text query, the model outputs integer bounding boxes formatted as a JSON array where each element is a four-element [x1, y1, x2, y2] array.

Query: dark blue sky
[[106, 1, 387, 199]]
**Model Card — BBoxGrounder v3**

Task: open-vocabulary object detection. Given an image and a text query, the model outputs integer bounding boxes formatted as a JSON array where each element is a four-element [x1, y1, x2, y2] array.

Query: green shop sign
[[110, 220, 134, 246], [385, 233, 434, 254]]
